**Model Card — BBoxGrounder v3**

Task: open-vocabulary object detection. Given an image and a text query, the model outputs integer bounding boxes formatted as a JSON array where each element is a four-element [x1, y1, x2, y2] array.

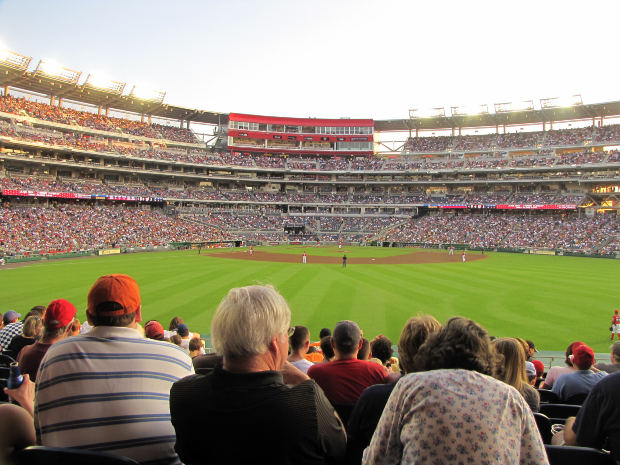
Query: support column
[[3, 85, 9, 96], [50, 95, 56, 106]]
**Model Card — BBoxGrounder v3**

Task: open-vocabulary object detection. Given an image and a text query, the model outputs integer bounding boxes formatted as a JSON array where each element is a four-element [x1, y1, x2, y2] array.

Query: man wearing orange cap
[[17, 299, 76, 382], [35, 274, 193, 465]]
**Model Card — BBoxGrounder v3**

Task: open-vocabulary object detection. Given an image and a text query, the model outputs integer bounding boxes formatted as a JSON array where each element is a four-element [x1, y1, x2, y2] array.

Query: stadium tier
[[0, 80, 618, 257]]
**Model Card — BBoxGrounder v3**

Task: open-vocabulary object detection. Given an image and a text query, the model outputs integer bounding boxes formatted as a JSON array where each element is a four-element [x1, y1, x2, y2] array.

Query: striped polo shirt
[[35, 326, 194, 465]]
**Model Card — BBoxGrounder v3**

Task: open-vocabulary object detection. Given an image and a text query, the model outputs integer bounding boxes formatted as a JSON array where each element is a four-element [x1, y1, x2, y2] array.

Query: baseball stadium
[[0, 14, 620, 463]]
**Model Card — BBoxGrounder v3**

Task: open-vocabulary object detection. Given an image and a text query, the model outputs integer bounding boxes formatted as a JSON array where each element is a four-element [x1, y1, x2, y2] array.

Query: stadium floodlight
[[494, 100, 534, 113], [130, 85, 165, 103], [84, 73, 126, 95], [409, 107, 446, 119], [0, 48, 31, 71], [34, 59, 81, 84], [451, 104, 489, 116], [540, 95, 583, 109]]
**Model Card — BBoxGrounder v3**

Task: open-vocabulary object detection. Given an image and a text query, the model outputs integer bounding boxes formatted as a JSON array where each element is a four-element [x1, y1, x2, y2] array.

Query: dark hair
[[188, 337, 203, 352], [169, 316, 184, 331], [413, 317, 500, 376], [25, 306, 45, 319], [320, 336, 334, 360], [565, 341, 583, 367], [357, 338, 370, 360], [289, 325, 310, 351], [170, 334, 182, 346], [370, 336, 393, 364], [319, 327, 331, 339], [89, 302, 136, 327]]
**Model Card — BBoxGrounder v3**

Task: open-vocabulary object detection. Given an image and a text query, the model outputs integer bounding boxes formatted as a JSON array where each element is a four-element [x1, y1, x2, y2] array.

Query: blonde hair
[[492, 337, 528, 395], [211, 285, 290, 359], [398, 315, 441, 373], [22, 316, 43, 338]]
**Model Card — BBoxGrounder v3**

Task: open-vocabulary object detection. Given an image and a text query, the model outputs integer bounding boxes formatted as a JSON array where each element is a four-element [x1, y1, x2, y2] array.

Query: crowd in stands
[[2, 109, 620, 174], [5, 277, 620, 464], [384, 213, 618, 252], [0, 95, 197, 143], [404, 124, 620, 153], [0, 204, 227, 254], [0, 175, 588, 207]]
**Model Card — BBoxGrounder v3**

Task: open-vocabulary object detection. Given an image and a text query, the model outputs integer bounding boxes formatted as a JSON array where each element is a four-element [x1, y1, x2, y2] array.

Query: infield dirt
[[209, 249, 488, 264]]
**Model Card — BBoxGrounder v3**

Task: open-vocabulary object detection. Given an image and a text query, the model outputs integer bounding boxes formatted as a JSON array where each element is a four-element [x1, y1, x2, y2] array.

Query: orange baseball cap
[[87, 274, 141, 316]]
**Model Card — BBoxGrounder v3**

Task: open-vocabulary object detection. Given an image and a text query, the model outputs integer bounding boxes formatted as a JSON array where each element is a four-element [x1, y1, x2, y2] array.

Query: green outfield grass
[[1, 246, 618, 352]]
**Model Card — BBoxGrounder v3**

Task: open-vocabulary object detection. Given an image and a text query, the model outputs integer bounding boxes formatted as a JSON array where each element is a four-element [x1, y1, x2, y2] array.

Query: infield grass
[[1, 246, 618, 352]]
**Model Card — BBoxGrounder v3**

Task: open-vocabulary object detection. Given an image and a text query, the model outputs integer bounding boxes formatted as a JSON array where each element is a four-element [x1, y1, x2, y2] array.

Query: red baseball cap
[[87, 274, 141, 316], [572, 344, 595, 368], [145, 320, 165, 340], [44, 299, 77, 329], [532, 359, 545, 377]]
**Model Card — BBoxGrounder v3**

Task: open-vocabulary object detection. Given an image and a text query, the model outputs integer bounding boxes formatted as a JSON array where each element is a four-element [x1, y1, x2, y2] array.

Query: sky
[[0, 0, 619, 121]]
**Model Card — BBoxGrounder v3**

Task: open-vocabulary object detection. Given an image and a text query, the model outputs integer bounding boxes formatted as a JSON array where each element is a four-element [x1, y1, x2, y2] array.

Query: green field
[[1, 246, 618, 352]]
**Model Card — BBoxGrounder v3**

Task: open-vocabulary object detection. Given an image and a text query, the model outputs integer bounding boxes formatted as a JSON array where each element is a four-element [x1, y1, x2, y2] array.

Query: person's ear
[[135, 305, 142, 323]]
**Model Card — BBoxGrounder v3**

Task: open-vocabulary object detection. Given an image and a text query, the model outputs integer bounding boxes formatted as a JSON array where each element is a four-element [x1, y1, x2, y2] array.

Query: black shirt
[[170, 366, 346, 465], [574, 370, 620, 461]]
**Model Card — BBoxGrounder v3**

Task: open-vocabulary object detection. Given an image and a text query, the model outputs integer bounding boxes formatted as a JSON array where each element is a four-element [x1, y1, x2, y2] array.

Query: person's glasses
[[287, 327, 295, 337]]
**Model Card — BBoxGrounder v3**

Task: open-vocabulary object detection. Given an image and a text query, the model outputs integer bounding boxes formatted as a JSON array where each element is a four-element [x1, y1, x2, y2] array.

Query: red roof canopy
[[229, 113, 374, 127]]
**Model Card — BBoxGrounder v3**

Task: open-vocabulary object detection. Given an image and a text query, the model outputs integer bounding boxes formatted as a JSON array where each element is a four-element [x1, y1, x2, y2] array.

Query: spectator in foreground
[[308, 321, 390, 406], [552, 343, 606, 401], [287, 325, 313, 373], [347, 315, 441, 465], [188, 337, 204, 358], [320, 335, 335, 362], [563, 371, 620, 462], [492, 337, 540, 412], [170, 285, 346, 464], [144, 320, 166, 341], [0, 307, 45, 350], [17, 299, 76, 382], [362, 317, 548, 465], [594, 341, 620, 374], [0, 310, 22, 350], [541, 341, 581, 389], [35, 274, 194, 465], [4, 315, 42, 360]]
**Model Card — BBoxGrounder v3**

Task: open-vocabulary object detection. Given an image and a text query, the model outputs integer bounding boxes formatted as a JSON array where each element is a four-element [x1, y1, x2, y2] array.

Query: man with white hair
[[170, 285, 346, 465]]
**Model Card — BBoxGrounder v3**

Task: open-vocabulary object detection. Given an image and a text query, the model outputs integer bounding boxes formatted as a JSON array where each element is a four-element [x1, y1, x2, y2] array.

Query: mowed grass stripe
[[1, 248, 618, 352]]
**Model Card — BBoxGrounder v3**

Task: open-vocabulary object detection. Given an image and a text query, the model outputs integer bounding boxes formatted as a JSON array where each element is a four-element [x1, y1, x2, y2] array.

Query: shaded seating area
[[11, 446, 139, 465], [545, 445, 615, 465]]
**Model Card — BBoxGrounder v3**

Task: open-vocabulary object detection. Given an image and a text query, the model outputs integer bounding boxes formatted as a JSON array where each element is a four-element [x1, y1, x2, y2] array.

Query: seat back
[[545, 444, 614, 465], [533, 412, 553, 444], [11, 446, 139, 465], [537, 389, 560, 403], [539, 403, 580, 421], [563, 392, 588, 405]]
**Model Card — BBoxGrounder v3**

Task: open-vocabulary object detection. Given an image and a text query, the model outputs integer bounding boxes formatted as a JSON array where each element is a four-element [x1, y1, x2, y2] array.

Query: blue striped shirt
[[35, 326, 193, 465]]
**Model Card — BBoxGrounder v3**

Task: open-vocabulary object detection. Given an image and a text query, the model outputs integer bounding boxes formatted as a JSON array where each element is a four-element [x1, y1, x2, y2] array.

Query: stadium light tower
[[494, 100, 534, 113], [540, 95, 583, 109], [0, 48, 32, 71], [130, 85, 165, 103], [84, 73, 126, 95], [34, 59, 81, 84], [450, 104, 489, 116], [409, 107, 446, 119]]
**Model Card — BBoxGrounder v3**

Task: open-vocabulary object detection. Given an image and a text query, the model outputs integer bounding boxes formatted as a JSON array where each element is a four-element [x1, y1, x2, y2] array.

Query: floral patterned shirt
[[362, 369, 549, 465]]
